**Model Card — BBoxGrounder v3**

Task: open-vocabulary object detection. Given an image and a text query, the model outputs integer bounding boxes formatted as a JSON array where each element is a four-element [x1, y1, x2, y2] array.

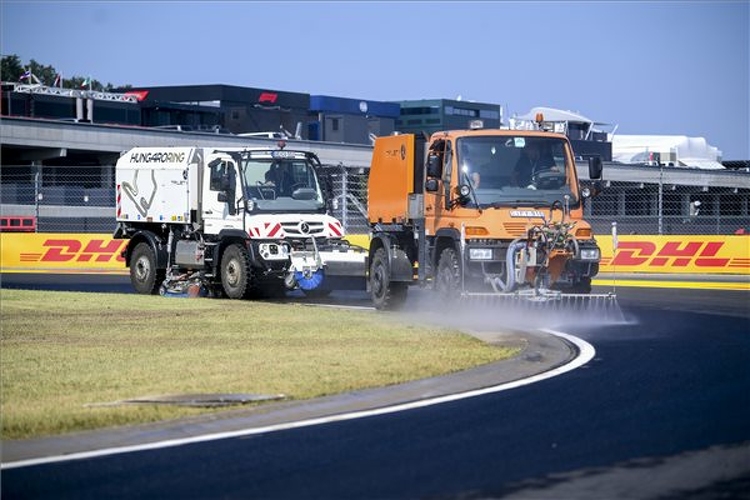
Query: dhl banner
[[598, 235, 749, 275], [1, 233, 748, 276], [1, 233, 129, 274]]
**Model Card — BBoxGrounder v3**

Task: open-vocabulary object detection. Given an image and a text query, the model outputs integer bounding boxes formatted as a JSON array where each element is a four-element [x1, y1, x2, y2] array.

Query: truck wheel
[[221, 244, 253, 299], [436, 247, 461, 304], [130, 242, 164, 295], [370, 247, 407, 310]]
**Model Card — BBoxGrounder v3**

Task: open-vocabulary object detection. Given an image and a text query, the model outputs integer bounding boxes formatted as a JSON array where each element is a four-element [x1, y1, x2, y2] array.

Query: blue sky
[[2, 1, 748, 160]]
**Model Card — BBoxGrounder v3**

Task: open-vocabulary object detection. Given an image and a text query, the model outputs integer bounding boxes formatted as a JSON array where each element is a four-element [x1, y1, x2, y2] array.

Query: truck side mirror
[[217, 192, 237, 215], [588, 156, 603, 180], [226, 185, 237, 216], [208, 158, 224, 191], [219, 164, 237, 215], [426, 154, 443, 178]]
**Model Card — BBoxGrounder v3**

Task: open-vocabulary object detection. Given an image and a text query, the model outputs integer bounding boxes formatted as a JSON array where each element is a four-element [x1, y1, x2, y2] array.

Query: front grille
[[503, 222, 528, 237], [280, 220, 326, 237]]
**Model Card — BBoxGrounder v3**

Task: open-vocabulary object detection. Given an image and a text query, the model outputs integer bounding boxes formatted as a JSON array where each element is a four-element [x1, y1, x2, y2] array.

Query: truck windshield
[[456, 136, 578, 208], [241, 157, 326, 212]]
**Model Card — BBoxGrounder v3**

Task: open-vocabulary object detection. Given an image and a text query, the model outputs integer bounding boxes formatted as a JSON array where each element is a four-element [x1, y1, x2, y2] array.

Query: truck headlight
[[579, 248, 600, 261], [469, 248, 493, 260], [259, 243, 289, 260]]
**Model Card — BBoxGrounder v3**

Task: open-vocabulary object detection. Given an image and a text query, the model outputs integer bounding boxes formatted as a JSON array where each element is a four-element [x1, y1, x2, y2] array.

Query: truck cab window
[[209, 160, 235, 192]]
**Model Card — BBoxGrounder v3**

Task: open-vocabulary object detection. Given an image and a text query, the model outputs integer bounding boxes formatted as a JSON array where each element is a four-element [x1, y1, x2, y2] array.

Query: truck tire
[[130, 242, 164, 295], [221, 244, 253, 299], [370, 247, 407, 310], [435, 247, 461, 304]]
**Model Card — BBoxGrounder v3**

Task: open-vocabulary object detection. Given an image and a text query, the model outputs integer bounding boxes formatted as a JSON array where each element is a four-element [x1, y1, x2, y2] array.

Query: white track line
[[2, 328, 595, 470]]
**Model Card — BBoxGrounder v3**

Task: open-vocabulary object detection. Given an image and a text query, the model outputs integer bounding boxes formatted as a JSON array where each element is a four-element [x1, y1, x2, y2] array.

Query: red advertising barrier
[[0, 216, 37, 232]]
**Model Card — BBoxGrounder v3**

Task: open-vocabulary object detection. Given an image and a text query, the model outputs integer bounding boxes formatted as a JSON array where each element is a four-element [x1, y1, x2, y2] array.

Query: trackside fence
[[1, 164, 749, 236]]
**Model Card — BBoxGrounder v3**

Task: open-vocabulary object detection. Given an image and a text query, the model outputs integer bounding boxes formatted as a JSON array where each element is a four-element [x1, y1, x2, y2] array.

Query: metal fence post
[[658, 163, 664, 235], [34, 170, 40, 232], [341, 165, 348, 233]]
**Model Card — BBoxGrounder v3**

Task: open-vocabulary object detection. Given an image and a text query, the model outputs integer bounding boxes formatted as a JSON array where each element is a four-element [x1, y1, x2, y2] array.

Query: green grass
[[0, 289, 519, 439]]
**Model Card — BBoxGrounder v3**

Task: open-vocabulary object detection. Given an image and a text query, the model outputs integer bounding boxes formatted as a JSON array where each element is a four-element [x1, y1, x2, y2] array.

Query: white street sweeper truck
[[114, 144, 366, 298]]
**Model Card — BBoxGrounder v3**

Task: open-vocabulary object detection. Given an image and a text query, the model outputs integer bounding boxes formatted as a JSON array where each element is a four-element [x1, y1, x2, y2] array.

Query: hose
[[500, 239, 526, 292]]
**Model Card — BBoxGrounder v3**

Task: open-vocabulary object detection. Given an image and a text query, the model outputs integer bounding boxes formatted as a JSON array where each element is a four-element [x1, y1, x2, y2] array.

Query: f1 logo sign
[[258, 92, 278, 104]]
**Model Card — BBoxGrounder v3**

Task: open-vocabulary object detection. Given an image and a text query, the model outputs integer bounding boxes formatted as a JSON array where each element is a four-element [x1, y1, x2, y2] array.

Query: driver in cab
[[264, 162, 293, 196], [512, 141, 560, 189]]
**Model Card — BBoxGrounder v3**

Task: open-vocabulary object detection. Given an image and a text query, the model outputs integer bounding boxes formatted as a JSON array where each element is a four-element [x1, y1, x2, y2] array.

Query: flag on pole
[[53, 73, 62, 87], [80, 76, 91, 89], [19, 69, 31, 81]]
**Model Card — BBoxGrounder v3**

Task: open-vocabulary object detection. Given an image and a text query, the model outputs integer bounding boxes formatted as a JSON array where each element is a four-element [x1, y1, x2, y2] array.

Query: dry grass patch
[[0, 289, 519, 439]]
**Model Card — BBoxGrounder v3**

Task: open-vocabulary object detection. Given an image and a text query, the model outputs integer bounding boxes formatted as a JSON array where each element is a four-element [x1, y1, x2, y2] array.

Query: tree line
[[1, 55, 131, 91]]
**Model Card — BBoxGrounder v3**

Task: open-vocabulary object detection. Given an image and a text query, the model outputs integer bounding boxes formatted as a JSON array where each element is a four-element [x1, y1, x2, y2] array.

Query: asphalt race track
[[0, 273, 134, 295], [1, 274, 749, 499]]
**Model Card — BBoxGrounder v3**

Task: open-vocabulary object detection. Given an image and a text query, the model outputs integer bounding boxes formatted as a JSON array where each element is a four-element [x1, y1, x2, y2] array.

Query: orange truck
[[366, 119, 607, 310]]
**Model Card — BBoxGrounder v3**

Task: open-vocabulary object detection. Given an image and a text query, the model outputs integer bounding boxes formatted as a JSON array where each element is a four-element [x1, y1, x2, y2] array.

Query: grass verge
[[1, 289, 519, 439]]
